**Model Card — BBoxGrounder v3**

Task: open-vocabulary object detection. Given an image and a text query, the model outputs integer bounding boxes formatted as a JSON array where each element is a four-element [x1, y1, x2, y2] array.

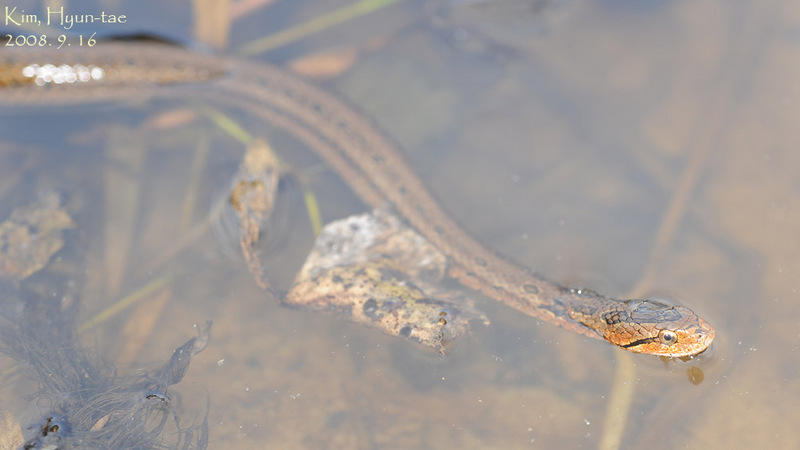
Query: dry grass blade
[[238, 0, 406, 56], [193, 0, 232, 49], [116, 287, 173, 368], [600, 147, 711, 450], [231, 0, 279, 20], [77, 276, 171, 335], [103, 127, 146, 299], [599, 66, 720, 450]]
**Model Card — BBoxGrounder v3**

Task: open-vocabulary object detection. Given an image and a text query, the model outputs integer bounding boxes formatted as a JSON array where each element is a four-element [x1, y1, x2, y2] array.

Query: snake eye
[[658, 330, 678, 346]]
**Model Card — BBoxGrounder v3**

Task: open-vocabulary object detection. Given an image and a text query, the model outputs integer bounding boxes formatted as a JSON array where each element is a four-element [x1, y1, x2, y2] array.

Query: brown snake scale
[[0, 42, 715, 357]]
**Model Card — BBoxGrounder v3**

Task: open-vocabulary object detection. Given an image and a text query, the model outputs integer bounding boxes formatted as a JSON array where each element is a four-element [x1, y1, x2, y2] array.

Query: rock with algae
[[287, 208, 488, 354]]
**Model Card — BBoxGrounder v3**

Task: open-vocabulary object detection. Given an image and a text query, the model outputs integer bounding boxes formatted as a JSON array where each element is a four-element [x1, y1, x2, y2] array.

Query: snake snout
[[690, 317, 716, 354], [662, 312, 715, 357]]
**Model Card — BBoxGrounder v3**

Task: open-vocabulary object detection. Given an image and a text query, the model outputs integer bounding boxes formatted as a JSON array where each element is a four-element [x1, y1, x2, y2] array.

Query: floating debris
[[5, 314, 212, 450], [228, 138, 282, 290], [0, 191, 74, 282], [0, 193, 210, 449]]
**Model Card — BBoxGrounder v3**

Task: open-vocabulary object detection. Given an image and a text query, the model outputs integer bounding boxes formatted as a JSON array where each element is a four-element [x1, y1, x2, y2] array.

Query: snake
[[0, 42, 715, 357]]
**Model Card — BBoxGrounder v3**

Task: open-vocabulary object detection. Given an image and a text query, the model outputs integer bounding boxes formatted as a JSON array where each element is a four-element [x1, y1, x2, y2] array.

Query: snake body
[[0, 43, 714, 357]]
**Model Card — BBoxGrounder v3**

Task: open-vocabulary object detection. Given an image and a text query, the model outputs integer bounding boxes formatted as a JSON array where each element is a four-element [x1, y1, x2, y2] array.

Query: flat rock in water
[[287, 208, 488, 354]]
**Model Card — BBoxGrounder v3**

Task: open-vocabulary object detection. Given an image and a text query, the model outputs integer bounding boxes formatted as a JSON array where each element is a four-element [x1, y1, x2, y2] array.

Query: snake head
[[599, 299, 715, 358]]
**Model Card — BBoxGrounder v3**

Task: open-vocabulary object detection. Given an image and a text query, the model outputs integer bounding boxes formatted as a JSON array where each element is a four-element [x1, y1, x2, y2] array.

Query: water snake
[[0, 42, 715, 357]]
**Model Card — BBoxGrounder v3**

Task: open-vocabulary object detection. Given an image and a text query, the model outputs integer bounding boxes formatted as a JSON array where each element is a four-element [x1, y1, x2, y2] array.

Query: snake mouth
[[620, 337, 657, 350]]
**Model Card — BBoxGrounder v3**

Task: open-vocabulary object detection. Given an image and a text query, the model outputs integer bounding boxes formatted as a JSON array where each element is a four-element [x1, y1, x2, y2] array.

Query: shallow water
[[1, 0, 799, 448]]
